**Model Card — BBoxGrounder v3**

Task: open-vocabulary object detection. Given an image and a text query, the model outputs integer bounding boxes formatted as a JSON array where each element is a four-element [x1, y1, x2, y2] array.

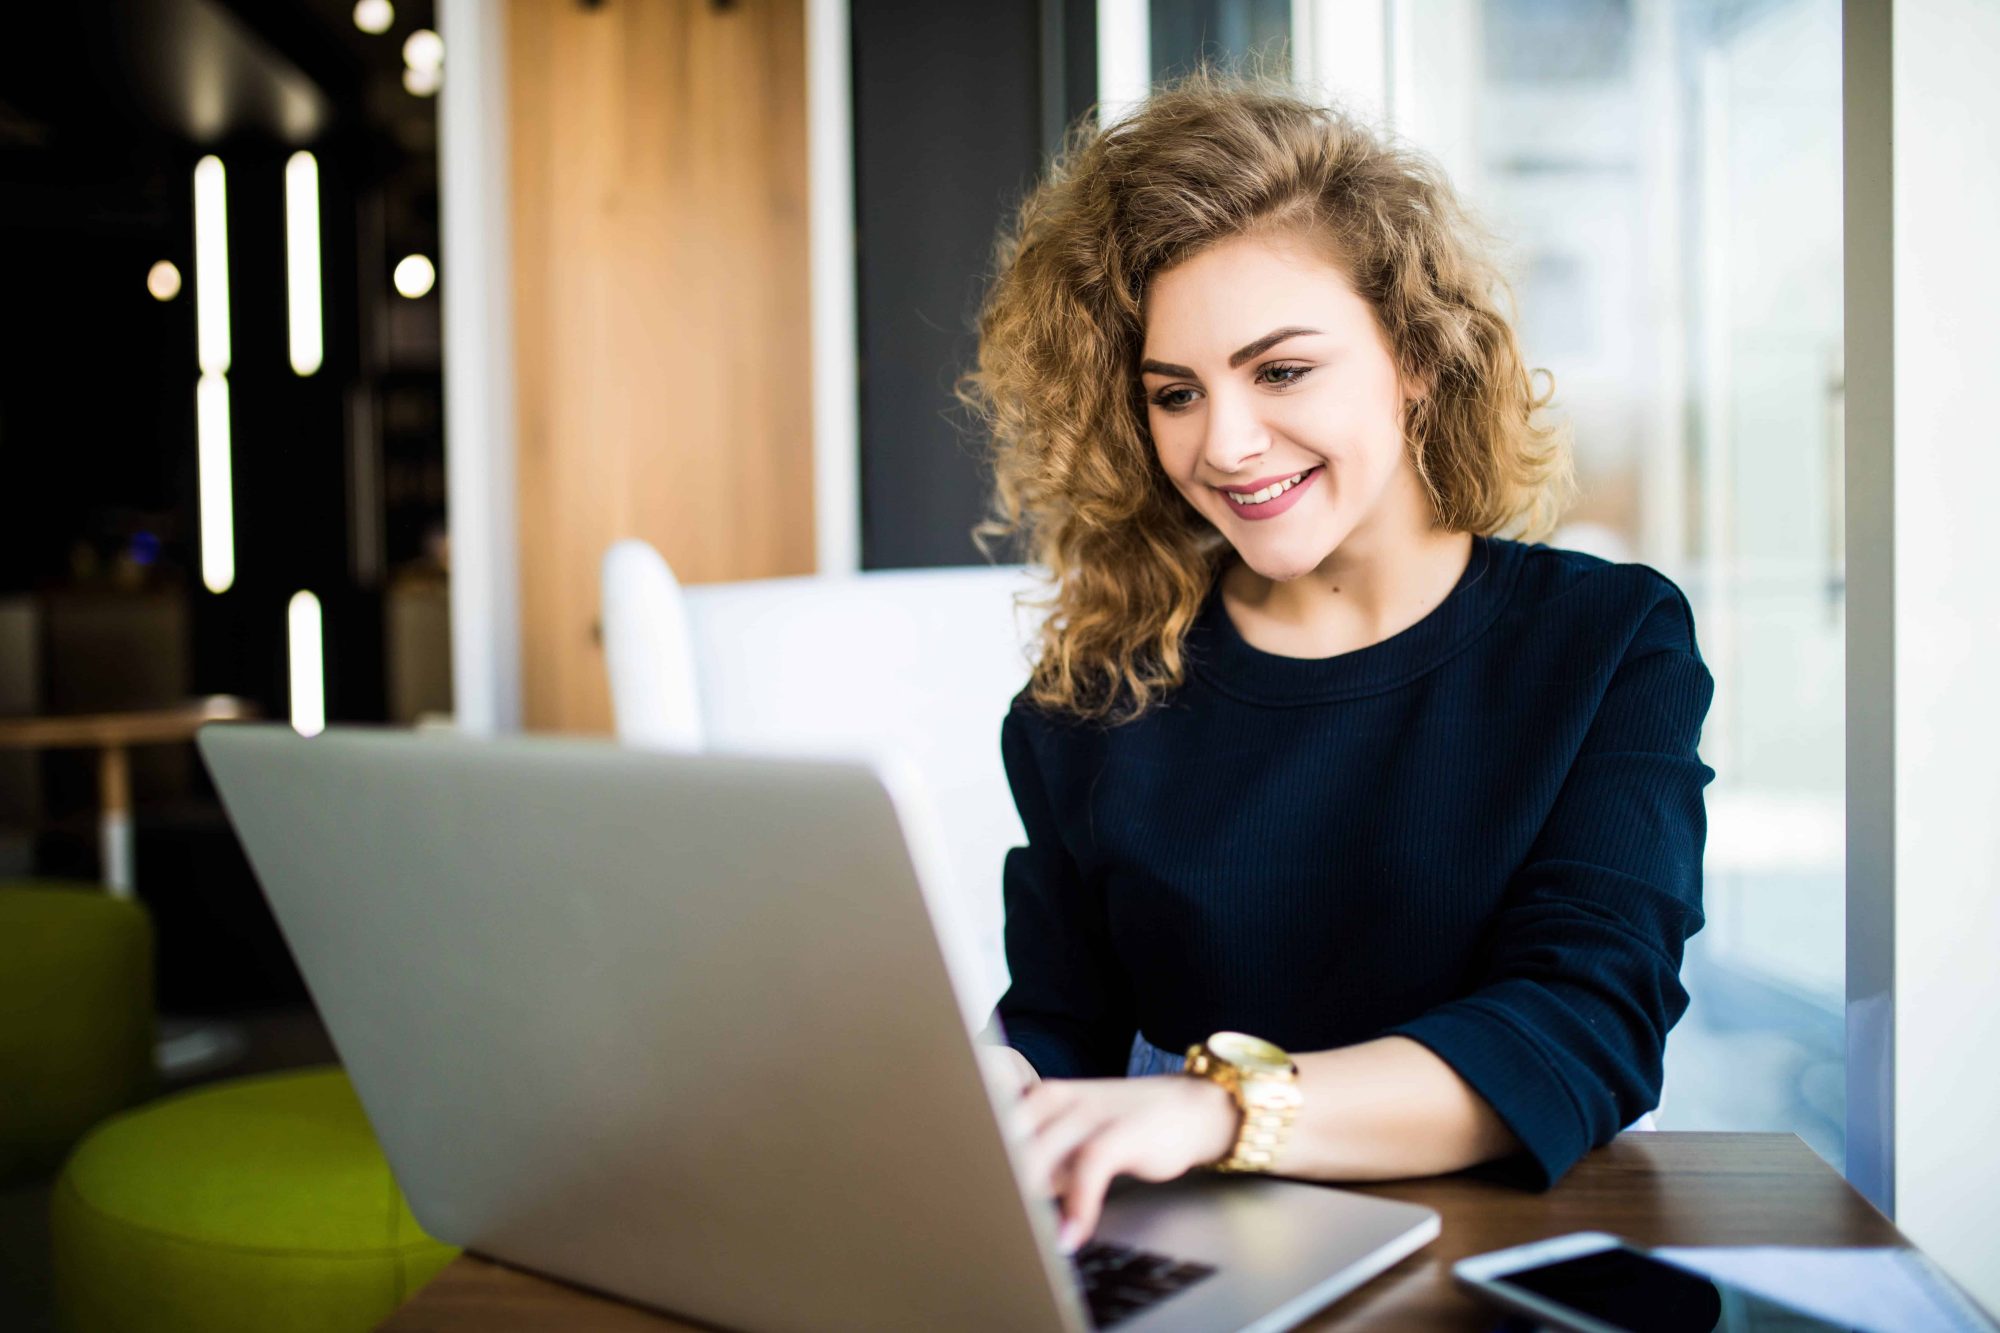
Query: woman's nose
[[1200, 390, 1270, 476]]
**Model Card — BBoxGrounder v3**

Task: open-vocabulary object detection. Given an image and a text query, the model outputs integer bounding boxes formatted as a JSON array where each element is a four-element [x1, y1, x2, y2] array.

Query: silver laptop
[[198, 725, 1438, 1332]]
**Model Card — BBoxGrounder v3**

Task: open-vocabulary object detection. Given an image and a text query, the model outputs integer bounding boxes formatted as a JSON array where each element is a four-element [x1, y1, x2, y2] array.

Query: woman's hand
[[1016, 1076, 1239, 1251], [976, 1043, 1042, 1100]]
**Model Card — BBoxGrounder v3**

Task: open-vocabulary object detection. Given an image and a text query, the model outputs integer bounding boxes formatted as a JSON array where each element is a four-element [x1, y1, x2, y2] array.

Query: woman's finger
[[1056, 1129, 1132, 1252], [1016, 1079, 1067, 1131], [1018, 1076, 1100, 1134], [1021, 1096, 1114, 1195]]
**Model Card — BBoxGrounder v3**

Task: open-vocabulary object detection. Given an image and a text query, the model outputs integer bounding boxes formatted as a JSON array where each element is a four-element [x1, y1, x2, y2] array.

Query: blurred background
[[0, 0, 1845, 1324], [2, 4, 446, 1004]]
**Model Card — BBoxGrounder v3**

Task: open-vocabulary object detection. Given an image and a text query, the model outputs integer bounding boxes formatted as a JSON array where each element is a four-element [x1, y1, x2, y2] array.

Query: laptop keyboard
[[1072, 1240, 1218, 1328]]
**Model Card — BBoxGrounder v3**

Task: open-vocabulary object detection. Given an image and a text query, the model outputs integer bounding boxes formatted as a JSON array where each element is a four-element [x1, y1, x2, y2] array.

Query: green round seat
[[0, 880, 154, 1183], [52, 1067, 460, 1333]]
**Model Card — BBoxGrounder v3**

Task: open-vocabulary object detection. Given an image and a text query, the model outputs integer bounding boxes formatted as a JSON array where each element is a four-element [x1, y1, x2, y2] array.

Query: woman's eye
[[1150, 387, 1198, 412], [1258, 363, 1311, 388]]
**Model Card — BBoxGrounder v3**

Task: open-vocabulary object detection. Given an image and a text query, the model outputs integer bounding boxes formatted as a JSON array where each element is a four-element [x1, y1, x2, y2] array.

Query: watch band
[[1185, 1035, 1304, 1173]]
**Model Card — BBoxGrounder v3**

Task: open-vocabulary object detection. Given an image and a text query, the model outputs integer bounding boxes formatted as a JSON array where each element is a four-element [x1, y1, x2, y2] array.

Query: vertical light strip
[[193, 156, 231, 375], [195, 155, 235, 595], [285, 151, 324, 376], [1096, 0, 1150, 124], [287, 591, 326, 737], [196, 373, 236, 593]]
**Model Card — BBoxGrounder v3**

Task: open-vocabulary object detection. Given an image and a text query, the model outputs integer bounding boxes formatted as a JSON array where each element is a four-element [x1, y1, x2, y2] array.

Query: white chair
[[601, 542, 1044, 1008], [601, 540, 704, 752]]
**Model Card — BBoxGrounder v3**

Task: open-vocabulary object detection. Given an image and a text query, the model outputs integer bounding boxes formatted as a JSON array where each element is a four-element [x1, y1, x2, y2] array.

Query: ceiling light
[[393, 254, 436, 299], [353, 0, 394, 35], [403, 28, 443, 74], [147, 260, 181, 302]]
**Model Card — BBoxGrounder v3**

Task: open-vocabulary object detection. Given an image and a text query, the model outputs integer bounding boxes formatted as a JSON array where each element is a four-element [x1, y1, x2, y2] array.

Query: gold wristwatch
[[1184, 1031, 1303, 1173]]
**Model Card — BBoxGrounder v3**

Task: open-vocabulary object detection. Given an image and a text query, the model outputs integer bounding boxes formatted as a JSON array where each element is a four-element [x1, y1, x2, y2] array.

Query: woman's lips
[[1218, 465, 1322, 522]]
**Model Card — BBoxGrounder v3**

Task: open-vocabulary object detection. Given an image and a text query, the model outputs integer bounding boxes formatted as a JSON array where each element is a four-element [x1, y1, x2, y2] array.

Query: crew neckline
[[1187, 534, 1525, 705]]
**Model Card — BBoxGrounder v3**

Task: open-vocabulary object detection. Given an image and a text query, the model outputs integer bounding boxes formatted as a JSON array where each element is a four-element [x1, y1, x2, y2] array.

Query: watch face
[[1207, 1031, 1292, 1073]]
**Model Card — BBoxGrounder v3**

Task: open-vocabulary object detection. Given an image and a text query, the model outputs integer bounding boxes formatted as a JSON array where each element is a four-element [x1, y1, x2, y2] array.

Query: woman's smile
[[1217, 465, 1323, 520]]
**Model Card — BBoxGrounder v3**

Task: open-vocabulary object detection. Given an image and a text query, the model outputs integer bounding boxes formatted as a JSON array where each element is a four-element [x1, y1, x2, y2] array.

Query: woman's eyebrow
[[1138, 326, 1324, 378], [1227, 326, 1322, 367]]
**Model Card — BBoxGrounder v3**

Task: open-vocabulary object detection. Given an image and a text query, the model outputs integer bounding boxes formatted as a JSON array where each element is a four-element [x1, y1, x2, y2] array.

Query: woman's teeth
[[1226, 470, 1311, 506]]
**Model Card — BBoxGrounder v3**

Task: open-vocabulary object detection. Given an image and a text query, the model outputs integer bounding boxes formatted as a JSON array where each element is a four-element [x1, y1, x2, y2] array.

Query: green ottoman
[[51, 1067, 459, 1333], [0, 880, 155, 1183]]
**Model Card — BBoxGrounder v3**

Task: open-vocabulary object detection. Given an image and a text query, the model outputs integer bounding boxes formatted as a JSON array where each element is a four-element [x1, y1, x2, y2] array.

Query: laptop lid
[[199, 725, 1086, 1332]]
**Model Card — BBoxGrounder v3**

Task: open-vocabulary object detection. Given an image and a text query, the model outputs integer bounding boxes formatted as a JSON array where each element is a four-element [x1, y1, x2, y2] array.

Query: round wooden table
[[0, 696, 255, 897]]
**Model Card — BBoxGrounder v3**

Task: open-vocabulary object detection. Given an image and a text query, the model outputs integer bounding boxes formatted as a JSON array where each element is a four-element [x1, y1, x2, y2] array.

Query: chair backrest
[[600, 543, 1043, 1008], [682, 565, 1043, 1008], [601, 540, 704, 752]]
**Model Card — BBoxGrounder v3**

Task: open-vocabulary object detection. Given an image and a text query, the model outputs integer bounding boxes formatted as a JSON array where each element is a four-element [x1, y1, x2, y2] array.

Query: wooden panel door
[[509, 0, 814, 732]]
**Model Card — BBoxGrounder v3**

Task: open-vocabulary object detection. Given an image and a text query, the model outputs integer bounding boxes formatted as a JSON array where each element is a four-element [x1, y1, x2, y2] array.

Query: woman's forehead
[[1141, 234, 1372, 361]]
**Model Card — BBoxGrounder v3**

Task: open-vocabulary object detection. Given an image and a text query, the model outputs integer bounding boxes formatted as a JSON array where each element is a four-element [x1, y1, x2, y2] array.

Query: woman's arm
[[1287, 1035, 1522, 1177], [1013, 1035, 1517, 1248], [1385, 600, 1714, 1184], [991, 706, 1137, 1079]]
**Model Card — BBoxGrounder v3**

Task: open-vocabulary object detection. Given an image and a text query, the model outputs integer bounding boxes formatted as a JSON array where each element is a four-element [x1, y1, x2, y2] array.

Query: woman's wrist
[[1184, 1074, 1242, 1166]]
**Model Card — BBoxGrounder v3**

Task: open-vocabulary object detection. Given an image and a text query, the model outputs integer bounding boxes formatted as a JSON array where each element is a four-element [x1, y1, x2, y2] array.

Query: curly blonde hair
[[959, 69, 1573, 722]]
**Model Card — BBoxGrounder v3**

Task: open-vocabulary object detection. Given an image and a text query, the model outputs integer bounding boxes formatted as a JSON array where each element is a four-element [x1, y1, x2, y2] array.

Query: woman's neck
[[1221, 521, 1475, 661]]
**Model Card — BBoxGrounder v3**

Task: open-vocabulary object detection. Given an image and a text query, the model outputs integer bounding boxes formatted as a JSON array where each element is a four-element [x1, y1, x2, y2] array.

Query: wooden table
[[0, 696, 253, 896], [378, 1132, 1907, 1330]]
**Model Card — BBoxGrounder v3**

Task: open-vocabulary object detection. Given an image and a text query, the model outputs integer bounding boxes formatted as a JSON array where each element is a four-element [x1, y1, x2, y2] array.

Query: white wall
[[1892, 0, 2000, 1307], [1849, 0, 2000, 1309]]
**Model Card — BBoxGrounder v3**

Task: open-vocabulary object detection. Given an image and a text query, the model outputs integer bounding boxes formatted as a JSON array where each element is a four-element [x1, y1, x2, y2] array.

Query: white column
[[1096, 0, 1150, 124], [1846, 0, 2000, 1312], [438, 0, 522, 734], [1291, 0, 1389, 125], [808, 0, 860, 577]]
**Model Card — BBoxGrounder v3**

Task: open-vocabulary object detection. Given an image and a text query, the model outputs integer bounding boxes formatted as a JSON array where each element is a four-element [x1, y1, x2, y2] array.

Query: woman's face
[[1140, 229, 1428, 583]]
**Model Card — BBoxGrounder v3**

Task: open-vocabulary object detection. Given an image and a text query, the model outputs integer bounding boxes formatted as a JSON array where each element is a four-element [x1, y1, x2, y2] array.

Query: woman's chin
[[1213, 497, 1347, 585], [1232, 543, 1334, 584]]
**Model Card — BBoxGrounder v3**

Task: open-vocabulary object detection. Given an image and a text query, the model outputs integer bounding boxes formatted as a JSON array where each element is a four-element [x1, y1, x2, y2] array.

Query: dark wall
[[0, 1, 438, 730], [0, 121, 194, 596], [851, 0, 1093, 570]]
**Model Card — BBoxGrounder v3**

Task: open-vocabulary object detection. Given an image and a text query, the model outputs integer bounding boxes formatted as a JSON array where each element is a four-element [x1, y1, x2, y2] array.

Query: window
[[1367, 0, 1847, 1164]]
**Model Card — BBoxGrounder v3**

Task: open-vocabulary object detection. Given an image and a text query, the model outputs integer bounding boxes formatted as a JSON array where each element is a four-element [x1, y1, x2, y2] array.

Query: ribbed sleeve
[[1390, 595, 1714, 1185], [995, 710, 1136, 1078]]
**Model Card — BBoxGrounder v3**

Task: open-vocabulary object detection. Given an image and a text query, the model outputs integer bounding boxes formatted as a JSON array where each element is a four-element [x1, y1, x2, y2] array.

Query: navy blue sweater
[[994, 536, 1715, 1188]]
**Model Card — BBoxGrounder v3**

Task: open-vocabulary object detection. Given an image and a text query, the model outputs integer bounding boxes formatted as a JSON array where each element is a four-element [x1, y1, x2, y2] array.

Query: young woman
[[959, 72, 1715, 1252]]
